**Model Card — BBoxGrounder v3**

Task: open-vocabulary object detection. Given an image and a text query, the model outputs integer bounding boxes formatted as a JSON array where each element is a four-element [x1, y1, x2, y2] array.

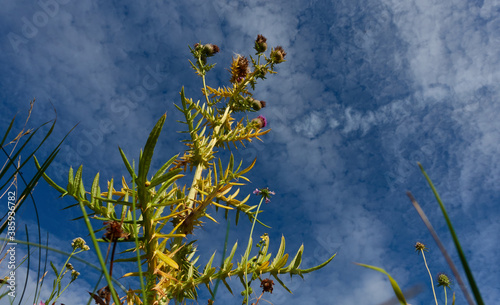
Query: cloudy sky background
[[1, 0, 500, 304]]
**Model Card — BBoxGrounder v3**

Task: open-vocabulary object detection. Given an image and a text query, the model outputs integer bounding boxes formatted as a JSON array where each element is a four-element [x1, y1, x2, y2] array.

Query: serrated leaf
[[138, 114, 166, 184], [91, 173, 100, 206]]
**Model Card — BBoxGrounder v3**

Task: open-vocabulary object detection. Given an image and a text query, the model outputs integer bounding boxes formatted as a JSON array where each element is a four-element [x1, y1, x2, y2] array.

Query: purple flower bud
[[251, 115, 267, 129]]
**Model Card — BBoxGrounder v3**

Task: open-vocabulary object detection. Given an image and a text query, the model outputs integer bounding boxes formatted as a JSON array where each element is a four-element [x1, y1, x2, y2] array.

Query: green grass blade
[[0, 115, 16, 147], [355, 263, 407, 305], [418, 163, 484, 305]]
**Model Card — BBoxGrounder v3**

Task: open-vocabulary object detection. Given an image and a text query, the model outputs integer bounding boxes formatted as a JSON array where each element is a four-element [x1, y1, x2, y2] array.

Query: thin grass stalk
[[420, 250, 438, 305], [131, 169, 147, 302], [35, 233, 50, 304], [418, 163, 484, 305], [18, 225, 30, 305], [244, 196, 265, 303], [406, 192, 475, 305], [444, 286, 448, 305]]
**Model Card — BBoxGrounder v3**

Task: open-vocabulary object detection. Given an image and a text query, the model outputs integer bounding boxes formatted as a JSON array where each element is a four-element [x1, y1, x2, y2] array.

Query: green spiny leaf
[[148, 169, 182, 189], [91, 172, 100, 206], [151, 154, 178, 180], [138, 113, 166, 184], [67, 166, 74, 194], [297, 253, 336, 274], [73, 165, 84, 198], [224, 241, 238, 269], [272, 273, 292, 294], [270, 235, 286, 268], [34, 156, 66, 194], [119, 147, 137, 180]]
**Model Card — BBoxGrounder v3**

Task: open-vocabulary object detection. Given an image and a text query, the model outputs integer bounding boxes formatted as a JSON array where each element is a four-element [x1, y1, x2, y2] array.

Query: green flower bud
[[270, 46, 286, 63], [254, 34, 267, 53]]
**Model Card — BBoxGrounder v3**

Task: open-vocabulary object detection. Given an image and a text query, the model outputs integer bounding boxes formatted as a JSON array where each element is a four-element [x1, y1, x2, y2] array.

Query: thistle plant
[[37, 35, 335, 304]]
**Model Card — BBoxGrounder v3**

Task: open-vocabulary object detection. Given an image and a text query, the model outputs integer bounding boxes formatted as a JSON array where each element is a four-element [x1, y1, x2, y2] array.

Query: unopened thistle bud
[[437, 273, 451, 288], [270, 46, 286, 63], [251, 115, 267, 129], [230, 55, 250, 83], [247, 97, 266, 111], [203, 44, 220, 57], [254, 34, 267, 53]]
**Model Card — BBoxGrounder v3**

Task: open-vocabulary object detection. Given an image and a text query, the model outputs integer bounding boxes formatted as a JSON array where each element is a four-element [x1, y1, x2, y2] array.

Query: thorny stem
[[421, 250, 439, 305], [202, 73, 211, 105]]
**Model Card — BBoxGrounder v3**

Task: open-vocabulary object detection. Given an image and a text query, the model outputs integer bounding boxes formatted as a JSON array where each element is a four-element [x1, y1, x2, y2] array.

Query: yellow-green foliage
[[36, 36, 335, 305]]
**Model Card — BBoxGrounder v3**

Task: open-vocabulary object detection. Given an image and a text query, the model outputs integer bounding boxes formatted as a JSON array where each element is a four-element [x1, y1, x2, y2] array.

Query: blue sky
[[1, 0, 500, 304]]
